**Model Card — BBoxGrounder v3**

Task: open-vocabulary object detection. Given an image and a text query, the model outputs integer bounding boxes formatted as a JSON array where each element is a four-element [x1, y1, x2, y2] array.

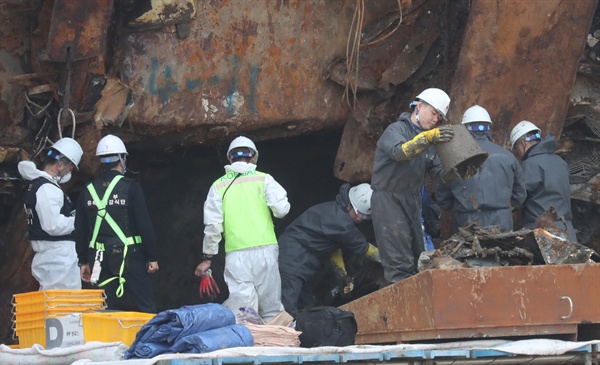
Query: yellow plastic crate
[[13, 317, 45, 331], [13, 300, 106, 318], [14, 322, 46, 348], [12, 290, 105, 313], [82, 311, 154, 347]]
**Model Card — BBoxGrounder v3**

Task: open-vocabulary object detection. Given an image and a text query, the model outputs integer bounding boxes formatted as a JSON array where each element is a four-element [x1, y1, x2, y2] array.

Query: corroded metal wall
[[448, 0, 597, 147], [0, 0, 30, 128], [115, 1, 403, 144]]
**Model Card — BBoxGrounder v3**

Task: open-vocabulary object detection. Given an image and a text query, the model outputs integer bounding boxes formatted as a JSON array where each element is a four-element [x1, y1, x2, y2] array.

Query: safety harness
[[87, 175, 141, 297]]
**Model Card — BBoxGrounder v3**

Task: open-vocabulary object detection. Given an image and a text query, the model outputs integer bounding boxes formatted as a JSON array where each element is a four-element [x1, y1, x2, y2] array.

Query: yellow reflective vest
[[213, 170, 277, 252]]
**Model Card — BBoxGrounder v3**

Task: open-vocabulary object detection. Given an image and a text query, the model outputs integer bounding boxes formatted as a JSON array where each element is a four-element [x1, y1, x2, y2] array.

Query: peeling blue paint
[[225, 55, 241, 114], [149, 58, 180, 106], [208, 75, 221, 85], [249, 64, 259, 114], [149, 56, 259, 114], [186, 79, 202, 89]]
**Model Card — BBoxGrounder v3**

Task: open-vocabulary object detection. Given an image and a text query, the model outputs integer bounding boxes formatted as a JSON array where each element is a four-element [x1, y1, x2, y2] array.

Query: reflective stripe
[[215, 175, 266, 189], [86, 175, 141, 298]]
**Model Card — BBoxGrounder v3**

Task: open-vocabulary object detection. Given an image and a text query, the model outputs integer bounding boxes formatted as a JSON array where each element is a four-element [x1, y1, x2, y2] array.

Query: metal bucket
[[435, 124, 488, 183]]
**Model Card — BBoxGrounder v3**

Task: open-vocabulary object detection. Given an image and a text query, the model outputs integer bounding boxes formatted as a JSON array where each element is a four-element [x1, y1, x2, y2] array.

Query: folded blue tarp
[[125, 303, 238, 359], [168, 324, 253, 354]]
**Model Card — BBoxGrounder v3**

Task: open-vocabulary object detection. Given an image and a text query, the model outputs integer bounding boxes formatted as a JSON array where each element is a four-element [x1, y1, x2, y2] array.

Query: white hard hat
[[509, 121, 541, 148], [415, 88, 450, 118], [461, 105, 492, 124], [349, 183, 373, 218], [96, 134, 128, 156], [227, 136, 258, 160], [51, 137, 83, 169]]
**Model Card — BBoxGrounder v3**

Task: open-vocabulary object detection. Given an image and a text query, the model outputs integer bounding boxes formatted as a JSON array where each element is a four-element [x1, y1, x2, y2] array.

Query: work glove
[[432, 125, 454, 143], [363, 243, 381, 263], [199, 269, 220, 300], [401, 125, 455, 160], [330, 249, 354, 295]]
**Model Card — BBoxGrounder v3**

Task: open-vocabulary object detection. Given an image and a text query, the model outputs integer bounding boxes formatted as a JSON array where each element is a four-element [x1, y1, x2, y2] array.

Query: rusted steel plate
[[46, 0, 114, 61], [341, 264, 600, 344], [448, 0, 597, 148], [327, 0, 436, 91], [334, 117, 378, 183], [0, 1, 32, 126], [117, 1, 402, 142], [128, 0, 196, 29]]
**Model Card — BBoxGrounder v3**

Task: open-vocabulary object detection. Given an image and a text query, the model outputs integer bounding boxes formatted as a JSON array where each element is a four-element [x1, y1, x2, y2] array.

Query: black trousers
[[94, 245, 157, 313]]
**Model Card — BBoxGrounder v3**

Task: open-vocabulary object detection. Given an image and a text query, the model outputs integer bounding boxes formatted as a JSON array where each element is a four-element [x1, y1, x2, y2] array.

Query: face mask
[[55, 162, 72, 184], [57, 171, 72, 184]]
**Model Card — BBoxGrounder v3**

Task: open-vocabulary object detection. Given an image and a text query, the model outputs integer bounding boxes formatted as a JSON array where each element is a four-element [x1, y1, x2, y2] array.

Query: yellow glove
[[401, 126, 454, 160], [330, 249, 354, 294], [363, 243, 381, 263], [330, 249, 347, 276]]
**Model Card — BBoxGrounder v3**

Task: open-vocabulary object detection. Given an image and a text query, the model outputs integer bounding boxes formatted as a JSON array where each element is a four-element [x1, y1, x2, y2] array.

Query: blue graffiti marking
[[149, 58, 180, 105]]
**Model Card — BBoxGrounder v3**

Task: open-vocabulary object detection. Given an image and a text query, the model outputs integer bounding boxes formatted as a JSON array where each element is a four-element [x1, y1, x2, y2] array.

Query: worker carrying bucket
[[436, 105, 526, 232], [435, 123, 489, 183], [371, 87, 459, 284]]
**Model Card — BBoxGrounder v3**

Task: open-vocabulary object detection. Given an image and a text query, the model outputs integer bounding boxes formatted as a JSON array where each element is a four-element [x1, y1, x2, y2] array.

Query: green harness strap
[[87, 175, 139, 298]]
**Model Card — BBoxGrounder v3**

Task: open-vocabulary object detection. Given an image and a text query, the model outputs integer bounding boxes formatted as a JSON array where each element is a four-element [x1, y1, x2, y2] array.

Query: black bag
[[295, 306, 357, 347]]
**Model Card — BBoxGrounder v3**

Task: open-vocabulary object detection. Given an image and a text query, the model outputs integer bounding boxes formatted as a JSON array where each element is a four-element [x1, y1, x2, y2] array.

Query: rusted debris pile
[[419, 210, 600, 272]]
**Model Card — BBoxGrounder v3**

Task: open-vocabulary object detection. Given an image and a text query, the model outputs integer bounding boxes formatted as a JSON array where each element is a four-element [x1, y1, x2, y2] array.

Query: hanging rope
[[343, 0, 364, 110], [24, 92, 53, 159], [343, 0, 403, 111], [362, 0, 403, 47], [55, 47, 76, 140], [56, 108, 77, 139]]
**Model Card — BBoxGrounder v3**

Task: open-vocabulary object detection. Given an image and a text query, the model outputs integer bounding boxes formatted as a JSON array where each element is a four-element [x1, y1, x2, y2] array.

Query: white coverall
[[18, 161, 81, 290], [203, 161, 290, 322]]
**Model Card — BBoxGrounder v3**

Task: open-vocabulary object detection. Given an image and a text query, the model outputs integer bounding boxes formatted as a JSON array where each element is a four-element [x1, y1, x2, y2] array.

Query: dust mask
[[57, 171, 72, 184], [55, 162, 73, 184]]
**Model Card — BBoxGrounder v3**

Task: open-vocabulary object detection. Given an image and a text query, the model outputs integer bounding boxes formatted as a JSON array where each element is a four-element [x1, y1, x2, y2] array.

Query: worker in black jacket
[[436, 105, 526, 232], [75, 134, 159, 313], [509, 121, 576, 241], [278, 183, 380, 315]]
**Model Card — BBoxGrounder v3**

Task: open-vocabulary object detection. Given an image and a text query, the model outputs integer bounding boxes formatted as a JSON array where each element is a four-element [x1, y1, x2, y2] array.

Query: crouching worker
[[195, 136, 290, 323], [278, 183, 381, 316], [75, 135, 159, 313]]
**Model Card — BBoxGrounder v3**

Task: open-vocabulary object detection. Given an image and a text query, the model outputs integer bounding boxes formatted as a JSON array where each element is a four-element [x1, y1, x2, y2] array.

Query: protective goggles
[[466, 123, 491, 132], [47, 149, 62, 161], [524, 131, 541, 142], [100, 155, 125, 164], [229, 151, 254, 160]]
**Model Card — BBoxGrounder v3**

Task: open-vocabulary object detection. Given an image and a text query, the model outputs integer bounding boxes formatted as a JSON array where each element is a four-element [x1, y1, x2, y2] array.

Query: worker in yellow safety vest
[[195, 136, 290, 322]]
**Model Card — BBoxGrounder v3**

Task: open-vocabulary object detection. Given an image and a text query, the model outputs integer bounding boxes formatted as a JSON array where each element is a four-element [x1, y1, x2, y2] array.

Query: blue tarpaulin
[[169, 324, 253, 354], [125, 303, 245, 359]]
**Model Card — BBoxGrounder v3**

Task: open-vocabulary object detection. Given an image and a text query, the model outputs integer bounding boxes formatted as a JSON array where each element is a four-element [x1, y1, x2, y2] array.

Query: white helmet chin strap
[[415, 104, 424, 130], [119, 154, 127, 174]]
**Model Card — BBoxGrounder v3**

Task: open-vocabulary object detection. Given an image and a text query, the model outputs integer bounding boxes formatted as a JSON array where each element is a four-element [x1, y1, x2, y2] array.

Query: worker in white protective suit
[[19, 137, 83, 290], [195, 136, 290, 322]]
